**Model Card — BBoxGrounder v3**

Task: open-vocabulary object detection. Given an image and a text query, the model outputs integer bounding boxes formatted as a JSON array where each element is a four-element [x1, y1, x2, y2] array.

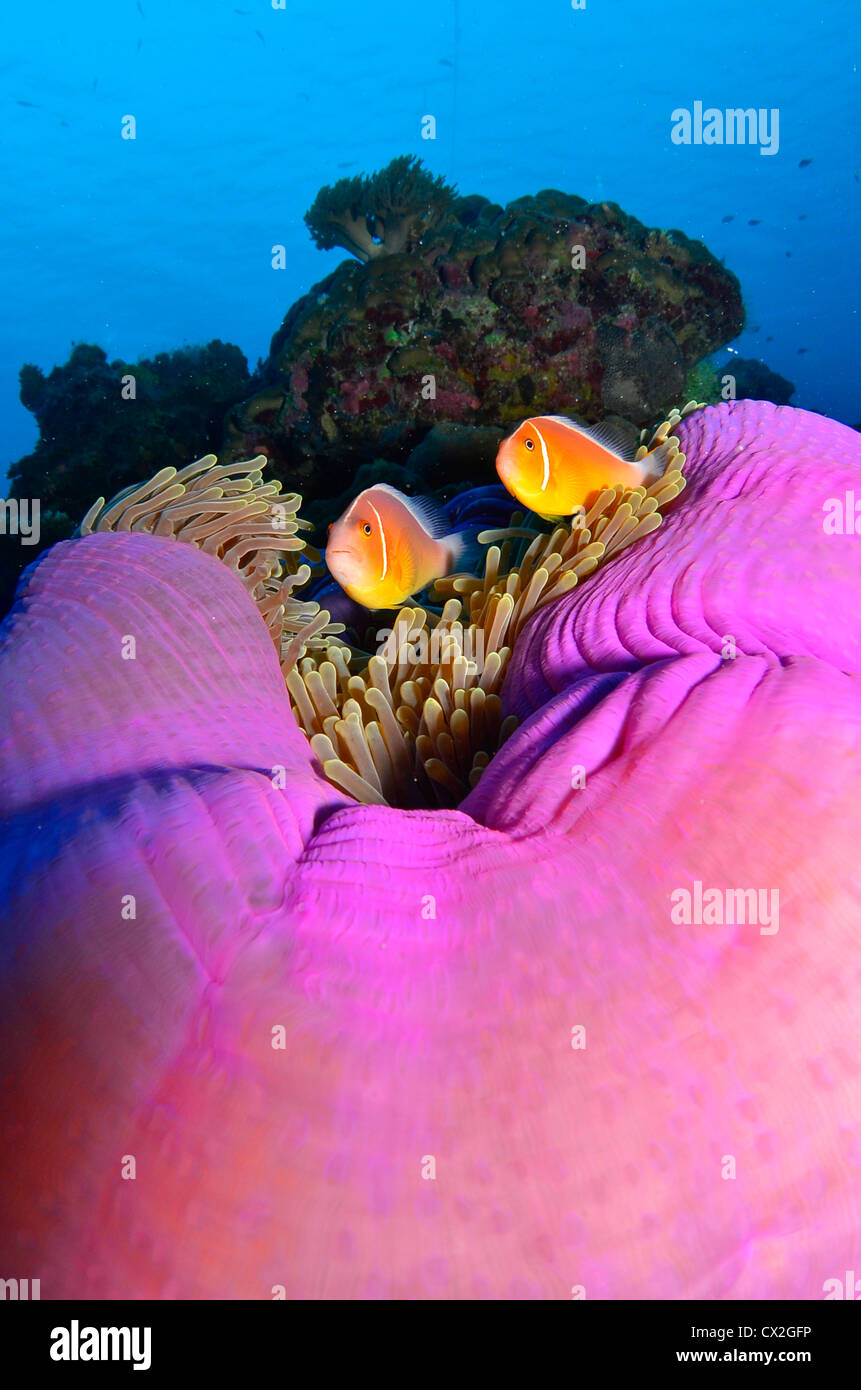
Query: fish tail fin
[[638, 437, 681, 484], [444, 527, 487, 577]]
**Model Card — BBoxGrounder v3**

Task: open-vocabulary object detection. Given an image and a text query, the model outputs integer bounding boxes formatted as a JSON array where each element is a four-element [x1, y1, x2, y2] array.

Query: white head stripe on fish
[[532, 423, 551, 492], [367, 498, 388, 579]]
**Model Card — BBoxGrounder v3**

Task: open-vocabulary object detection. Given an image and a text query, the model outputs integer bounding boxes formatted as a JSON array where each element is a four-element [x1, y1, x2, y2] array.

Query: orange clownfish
[[495, 415, 674, 517], [326, 484, 468, 609]]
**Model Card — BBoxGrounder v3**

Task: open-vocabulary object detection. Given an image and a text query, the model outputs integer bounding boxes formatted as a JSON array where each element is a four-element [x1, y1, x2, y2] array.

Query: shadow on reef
[[2, 156, 799, 619]]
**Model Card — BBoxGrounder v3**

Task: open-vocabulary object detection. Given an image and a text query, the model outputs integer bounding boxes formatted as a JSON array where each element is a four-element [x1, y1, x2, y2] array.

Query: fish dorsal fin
[[371, 484, 449, 539], [542, 415, 637, 462]]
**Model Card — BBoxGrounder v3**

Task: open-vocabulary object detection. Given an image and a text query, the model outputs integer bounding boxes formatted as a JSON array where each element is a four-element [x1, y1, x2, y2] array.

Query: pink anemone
[[1, 401, 860, 1299]]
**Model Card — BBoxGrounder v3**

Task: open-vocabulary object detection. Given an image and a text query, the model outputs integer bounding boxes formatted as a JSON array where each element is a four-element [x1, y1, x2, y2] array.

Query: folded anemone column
[[1, 401, 860, 1299]]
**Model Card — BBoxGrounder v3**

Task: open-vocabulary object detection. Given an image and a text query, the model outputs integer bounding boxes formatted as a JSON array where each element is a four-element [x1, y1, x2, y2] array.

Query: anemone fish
[[495, 415, 676, 518], [326, 483, 468, 609]]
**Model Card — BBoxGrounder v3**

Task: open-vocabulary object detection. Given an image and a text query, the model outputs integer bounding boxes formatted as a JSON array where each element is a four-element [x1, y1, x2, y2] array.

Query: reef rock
[[299, 422, 506, 535], [0, 341, 252, 617], [11, 341, 252, 523], [223, 164, 744, 502], [686, 355, 796, 407]]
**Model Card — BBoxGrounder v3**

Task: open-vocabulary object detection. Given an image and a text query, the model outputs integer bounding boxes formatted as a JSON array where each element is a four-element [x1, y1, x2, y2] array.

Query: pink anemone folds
[[1, 400, 860, 1299]]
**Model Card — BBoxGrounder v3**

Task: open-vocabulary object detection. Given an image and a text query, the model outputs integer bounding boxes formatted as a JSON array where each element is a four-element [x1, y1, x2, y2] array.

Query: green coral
[[304, 155, 457, 263], [683, 359, 723, 405]]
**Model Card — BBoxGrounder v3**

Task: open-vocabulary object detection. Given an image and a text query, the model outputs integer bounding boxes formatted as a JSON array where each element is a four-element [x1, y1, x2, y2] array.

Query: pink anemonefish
[[495, 415, 675, 517], [326, 484, 468, 609]]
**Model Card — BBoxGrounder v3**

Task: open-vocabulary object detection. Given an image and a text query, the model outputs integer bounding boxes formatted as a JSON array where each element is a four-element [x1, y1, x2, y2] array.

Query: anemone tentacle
[[79, 402, 702, 808]]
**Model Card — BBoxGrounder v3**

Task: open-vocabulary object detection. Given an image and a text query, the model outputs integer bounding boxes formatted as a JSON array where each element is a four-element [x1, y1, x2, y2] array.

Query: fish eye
[[362, 522, 372, 536], [524, 438, 535, 450]]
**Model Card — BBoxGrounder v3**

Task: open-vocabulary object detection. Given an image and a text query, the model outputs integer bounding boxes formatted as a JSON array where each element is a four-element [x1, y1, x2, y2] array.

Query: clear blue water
[[2, 0, 859, 485]]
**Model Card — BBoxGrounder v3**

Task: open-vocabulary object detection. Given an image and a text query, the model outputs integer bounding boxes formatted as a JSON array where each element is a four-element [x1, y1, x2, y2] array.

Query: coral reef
[[304, 154, 457, 262], [298, 423, 505, 536], [1, 165, 754, 618], [684, 355, 796, 406], [0, 340, 252, 617], [2, 402, 860, 1298], [224, 165, 744, 500]]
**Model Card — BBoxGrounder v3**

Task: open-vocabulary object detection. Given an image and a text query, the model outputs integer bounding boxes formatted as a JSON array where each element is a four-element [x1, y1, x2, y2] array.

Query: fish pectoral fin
[[392, 548, 417, 601]]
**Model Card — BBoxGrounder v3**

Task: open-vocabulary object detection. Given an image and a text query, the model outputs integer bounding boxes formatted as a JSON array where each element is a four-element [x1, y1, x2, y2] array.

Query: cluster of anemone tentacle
[[78, 452, 344, 667], [79, 404, 700, 808]]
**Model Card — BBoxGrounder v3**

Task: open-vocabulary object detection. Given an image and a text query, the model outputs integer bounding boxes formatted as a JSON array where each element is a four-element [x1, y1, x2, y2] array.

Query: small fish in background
[[439, 58, 454, 67], [751, 324, 761, 333], [15, 99, 40, 108], [799, 213, 807, 220], [798, 347, 808, 354], [786, 250, 792, 257], [799, 158, 813, 167], [749, 218, 761, 226], [326, 484, 473, 609], [766, 335, 774, 342], [255, 28, 265, 44], [137, 0, 145, 14], [721, 214, 735, 223], [495, 416, 675, 519]]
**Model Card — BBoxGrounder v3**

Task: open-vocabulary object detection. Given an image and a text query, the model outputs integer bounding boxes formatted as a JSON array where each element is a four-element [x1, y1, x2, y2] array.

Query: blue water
[[2, 0, 859, 485]]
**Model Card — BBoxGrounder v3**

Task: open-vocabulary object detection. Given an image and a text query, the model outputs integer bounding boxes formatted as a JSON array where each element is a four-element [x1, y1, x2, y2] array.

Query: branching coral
[[76, 404, 698, 811], [304, 154, 456, 262]]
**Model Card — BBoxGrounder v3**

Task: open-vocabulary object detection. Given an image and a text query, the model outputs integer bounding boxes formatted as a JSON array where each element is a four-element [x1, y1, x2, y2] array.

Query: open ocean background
[[1, 0, 859, 488]]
